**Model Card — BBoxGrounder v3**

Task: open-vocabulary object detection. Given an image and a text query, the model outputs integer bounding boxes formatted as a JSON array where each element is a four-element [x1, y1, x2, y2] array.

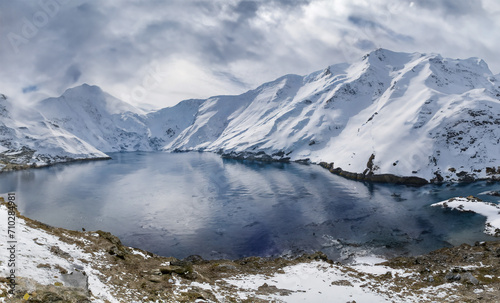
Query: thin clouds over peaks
[[0, 0, 498, 108]]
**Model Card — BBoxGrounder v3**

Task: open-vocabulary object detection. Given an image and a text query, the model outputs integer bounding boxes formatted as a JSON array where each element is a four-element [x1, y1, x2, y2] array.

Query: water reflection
[[0, 152, 498, 261]]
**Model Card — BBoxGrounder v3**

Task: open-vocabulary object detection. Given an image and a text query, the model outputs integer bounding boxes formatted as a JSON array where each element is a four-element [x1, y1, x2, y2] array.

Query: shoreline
[[318, 162, 429, 185], [219, 150, 500, 185], [2, 150, 499, 186], [0, 156, 111, 174]]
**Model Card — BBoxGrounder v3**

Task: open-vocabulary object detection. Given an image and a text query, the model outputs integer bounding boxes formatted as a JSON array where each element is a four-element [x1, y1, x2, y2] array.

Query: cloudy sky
[[1, 0, 499, 108]]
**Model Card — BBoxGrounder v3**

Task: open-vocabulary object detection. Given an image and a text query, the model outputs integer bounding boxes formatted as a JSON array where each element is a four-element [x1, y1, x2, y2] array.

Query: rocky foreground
[[1, 197, 500, 302]]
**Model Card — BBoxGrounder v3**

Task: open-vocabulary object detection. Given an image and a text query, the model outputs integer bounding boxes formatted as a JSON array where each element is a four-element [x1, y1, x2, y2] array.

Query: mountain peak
[[41, 83, 142, 117], [66, 83, 104, 95], [363, 48, 426, 68], [369, 48, 401, 57]]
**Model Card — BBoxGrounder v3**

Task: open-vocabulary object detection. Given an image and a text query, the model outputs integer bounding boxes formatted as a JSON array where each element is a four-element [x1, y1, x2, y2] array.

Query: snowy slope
[[36, 84, 152, 152], [164, 49, 500, 182], [0, 92, 107, 171], [145, 98, 204, 148], [4, 49, 500, 182], [36, 84, 204, 152]]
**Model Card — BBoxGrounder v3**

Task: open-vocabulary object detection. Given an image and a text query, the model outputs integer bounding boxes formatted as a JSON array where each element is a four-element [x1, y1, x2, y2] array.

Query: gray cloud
[[411, 0, 484, 16], [348, 15, 414, 43], [234, 1, 259, 20], [0, 0, 499, 108], [64, 64, 82, 83]]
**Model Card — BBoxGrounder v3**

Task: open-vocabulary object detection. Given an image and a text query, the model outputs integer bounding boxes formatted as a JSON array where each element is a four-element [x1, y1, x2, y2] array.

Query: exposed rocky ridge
[[318, 161, 430, 185]]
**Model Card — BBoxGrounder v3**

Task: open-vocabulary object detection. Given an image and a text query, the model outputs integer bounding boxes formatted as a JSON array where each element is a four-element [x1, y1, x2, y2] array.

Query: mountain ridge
[[1, 48, 499, 182], [160, 48, 499, 182]]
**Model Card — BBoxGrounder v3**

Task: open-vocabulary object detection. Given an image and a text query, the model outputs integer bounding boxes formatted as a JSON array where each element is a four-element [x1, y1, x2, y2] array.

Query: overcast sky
[[1, 0, 499, 108]]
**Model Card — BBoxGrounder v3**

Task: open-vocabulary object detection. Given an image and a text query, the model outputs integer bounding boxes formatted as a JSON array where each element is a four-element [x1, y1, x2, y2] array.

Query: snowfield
[[1, 48, 499, 182]]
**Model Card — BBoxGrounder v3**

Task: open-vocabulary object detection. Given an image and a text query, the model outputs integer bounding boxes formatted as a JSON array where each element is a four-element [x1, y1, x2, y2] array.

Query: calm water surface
[[1, 152, 498, 261]]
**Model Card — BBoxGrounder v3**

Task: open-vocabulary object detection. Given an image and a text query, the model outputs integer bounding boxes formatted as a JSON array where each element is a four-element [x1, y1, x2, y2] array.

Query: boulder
[[462, 272, 479, 285]]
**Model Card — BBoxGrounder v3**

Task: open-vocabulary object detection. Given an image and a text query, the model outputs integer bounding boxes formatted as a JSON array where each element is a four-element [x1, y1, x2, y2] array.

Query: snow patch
[[0, 195, 117, 302], [223, 261, 393, 302], [432, 196, 500, 236]]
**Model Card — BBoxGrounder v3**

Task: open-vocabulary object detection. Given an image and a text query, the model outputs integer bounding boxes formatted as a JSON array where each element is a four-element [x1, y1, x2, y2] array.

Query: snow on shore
[[0, 200, 118, 302], [219, 260, 395, 302], [432, 196, 500, 236]]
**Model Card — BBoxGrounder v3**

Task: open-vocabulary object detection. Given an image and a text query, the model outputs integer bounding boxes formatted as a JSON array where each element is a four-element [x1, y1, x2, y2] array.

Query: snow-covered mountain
[[164, 49, 500, 182], [36, 84, 152, 152], [2, 49, 499, 182], [0, 92, 107, 171], [35, 84, 204, 152]]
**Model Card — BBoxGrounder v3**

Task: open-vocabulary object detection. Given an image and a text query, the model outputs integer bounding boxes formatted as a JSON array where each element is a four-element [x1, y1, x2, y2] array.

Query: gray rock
[[160, 260, 195, 278], [216, 263, 237, 271], [462, 272, 479, 285], [72, 264, 84, 271], [148, 275, 162, 283], [445, 272, 461, 281], [184, 255, 206, 264], [61, 271, 89, 291], [50, 246, 72, 259]]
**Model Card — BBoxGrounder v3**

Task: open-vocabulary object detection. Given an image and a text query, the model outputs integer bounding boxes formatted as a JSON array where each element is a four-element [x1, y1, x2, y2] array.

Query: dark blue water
[[0, 152, 498, 261]]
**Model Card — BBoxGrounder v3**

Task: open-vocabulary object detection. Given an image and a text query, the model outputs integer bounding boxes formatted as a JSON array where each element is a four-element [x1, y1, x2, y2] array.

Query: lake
[[0, 152, 498, 261]]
